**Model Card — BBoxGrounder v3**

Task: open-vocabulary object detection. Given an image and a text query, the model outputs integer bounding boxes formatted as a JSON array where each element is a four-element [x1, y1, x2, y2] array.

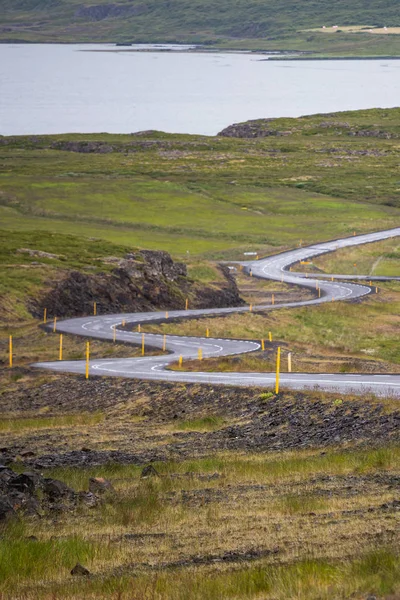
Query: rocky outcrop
[[0, 465, 100, 520], [31, 250, 243, 318], [218, 119, 291, 138]]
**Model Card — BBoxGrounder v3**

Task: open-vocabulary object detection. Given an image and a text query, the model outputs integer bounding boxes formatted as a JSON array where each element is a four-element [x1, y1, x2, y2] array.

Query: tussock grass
[[47, 446, 400, 489], [1, 445, 399, 597], [0, 412, 104, 432], [173, 416, 225, 431]]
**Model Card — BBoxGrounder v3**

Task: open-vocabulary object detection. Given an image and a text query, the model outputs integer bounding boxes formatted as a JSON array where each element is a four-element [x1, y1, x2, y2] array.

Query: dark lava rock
[[0, 496, 15, 521], [31, 251, 243, 319], [141, 465, 159, 478], [9, 472, 43, 494], [70, 563, 90, 576], [43, 478, 74, 500]]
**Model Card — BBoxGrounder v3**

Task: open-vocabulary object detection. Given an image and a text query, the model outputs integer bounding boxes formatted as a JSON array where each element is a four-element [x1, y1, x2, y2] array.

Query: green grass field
[[1, 108, 400, 327]]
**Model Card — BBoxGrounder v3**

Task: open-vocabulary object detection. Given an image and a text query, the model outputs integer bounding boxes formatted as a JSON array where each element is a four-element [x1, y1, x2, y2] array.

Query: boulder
[[141, 465, 159, 478], [88, 477, 115, 495], [43, 478, 74, 500], [70, 563, 90, 576]]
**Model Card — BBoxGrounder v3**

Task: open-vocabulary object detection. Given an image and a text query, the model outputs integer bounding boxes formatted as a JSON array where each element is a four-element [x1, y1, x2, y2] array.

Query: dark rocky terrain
[[1, 372, 399, 469], [31, 250, 243, 318]]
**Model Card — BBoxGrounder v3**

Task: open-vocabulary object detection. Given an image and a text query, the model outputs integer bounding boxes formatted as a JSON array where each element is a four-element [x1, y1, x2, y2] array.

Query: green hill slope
[[1, 0, 400, 55]]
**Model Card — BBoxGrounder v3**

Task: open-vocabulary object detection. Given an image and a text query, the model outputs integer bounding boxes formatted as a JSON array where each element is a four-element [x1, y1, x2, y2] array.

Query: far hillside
[[1, 0, 400, 55]]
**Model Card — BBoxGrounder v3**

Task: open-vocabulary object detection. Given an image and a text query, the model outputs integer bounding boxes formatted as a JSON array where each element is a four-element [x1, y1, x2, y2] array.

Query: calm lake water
[[1, 44, 400, 136]]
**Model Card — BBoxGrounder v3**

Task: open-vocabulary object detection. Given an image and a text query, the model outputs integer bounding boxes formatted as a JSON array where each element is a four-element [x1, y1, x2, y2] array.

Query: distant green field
[[0, 0, 400, 56]]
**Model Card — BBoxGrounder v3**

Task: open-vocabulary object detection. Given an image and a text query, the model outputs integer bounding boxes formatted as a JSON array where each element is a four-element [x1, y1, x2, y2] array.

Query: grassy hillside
[[1, 107, 399, 354], [1, 0, 400, 55]]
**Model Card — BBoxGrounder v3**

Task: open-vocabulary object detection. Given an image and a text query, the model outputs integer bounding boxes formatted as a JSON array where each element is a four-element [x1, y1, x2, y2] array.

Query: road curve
[[34, 227, 400, 397]]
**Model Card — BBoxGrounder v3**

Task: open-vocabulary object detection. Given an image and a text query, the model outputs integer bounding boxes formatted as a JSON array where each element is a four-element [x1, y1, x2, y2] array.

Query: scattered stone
[[16, 248, 61, 260], [70, 563, 90, 576], [78, 491, 98, 507], [141, 465, 159, 478], [88, 477, 115, 495]]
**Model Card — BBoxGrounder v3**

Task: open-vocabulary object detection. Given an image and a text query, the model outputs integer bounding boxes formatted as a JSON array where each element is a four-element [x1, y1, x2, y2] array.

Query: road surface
[[34, 227, 400, 397]]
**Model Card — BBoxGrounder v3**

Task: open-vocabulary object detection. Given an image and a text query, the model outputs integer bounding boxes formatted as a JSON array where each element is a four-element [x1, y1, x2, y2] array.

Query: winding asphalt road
[[34, 227, 400, 397]]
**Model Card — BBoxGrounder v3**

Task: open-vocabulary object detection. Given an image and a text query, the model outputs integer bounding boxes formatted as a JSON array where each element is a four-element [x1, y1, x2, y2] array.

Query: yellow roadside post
[[53, 316, 57, 333], [185, 298, 189, 310], [85, 342, 90, 379], [249, 304, 252, 312], [369, 280, 372, 286], [113, 325, 116, 343], [206, 328, 209, 338], [318, 288, 321, 298], [138, 324, 141, 333], [198, 348, 203, 361], [261, 339, 265, 351], [43, 308, 47, 324], [141, 334, 145, 356], [165, 311, 169, 319], [331, 276, 334, 282], [9, 335, 12, 368], [122, 319, 126, 327], [269, 331, 272, 343], [179, 355, 183, 367], [376, 286, 378, 294], [275, 347, 281, 394], [59, 334, 63, 361], [272, 294, 275, 305], [315, 282, 318, 290], [288, 352, 292, 373], [93, 302, 97, 316], [163, 335, 166, 352]]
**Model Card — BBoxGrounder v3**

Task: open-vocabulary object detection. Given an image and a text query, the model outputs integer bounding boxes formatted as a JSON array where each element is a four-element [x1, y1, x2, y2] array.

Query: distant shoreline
[[2, 41, 400, 61]]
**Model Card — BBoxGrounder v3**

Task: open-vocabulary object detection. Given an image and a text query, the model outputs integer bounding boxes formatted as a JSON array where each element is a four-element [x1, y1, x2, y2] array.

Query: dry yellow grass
[[2, 446, 400, 599]]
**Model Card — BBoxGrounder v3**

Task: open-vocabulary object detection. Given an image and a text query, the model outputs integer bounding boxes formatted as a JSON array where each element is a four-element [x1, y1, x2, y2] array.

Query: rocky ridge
[[31, 250, 243, 318]]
